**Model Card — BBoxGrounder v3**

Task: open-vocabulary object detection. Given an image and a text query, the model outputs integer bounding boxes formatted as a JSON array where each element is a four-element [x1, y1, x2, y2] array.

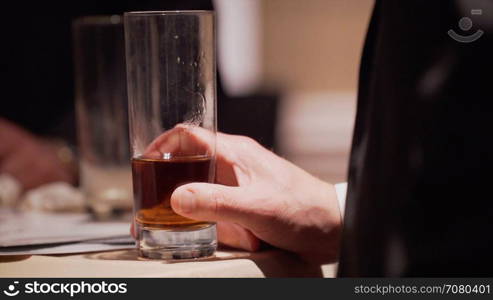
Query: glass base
[[135, 223, 217, 260]]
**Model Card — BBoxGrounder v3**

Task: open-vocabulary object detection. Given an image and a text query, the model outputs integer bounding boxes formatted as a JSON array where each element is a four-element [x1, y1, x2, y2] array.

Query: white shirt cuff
[[334, 182, 347, 218]]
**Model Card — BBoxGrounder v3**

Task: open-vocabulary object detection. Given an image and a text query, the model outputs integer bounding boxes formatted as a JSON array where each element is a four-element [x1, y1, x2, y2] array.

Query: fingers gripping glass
[[124, 11, 217, 259]]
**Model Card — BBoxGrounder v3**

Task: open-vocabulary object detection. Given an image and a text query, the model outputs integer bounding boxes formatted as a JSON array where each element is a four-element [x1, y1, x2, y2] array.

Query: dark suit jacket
[[339, 0, 493, 276]]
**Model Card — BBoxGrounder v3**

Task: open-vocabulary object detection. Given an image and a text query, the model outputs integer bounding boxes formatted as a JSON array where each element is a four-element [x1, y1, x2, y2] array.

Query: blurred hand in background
[[0, 118, 75, 191]]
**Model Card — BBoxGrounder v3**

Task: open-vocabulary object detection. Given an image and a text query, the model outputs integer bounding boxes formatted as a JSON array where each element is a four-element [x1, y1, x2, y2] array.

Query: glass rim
[[124, 10, 214, 17], [73, 15, 123, 26]]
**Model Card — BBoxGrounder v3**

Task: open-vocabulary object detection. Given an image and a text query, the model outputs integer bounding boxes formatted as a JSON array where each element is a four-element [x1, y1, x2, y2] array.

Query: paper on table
[[0, 236, 135, 255], [0, 209, 131, 247]]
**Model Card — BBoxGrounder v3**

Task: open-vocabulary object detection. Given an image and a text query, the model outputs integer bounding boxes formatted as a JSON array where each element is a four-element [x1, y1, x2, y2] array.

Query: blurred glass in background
[[73, 16, 132, 219]]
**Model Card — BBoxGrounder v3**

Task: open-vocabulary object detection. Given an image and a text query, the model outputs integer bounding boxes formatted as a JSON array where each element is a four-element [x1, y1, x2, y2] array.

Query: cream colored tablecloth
[[0, 249, 337, 278]]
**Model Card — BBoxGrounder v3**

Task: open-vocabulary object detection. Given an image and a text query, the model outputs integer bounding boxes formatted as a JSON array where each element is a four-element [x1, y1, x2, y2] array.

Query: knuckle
[[238, 135, 257, 146], [211, 189, 232, 215], [233, 136, 261, 153]]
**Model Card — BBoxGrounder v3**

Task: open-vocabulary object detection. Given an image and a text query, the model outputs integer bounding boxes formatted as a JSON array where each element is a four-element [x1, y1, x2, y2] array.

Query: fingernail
[[178, 189, 196, 214]]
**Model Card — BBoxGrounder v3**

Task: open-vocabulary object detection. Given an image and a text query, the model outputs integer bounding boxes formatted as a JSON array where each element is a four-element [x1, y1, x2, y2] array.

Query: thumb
[[171, 183, 250, 225]]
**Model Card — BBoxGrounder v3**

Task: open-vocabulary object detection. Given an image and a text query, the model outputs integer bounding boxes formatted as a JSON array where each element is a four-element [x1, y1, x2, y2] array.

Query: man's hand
[[167, 127, 342, 263], [0, 118, 75, 190]]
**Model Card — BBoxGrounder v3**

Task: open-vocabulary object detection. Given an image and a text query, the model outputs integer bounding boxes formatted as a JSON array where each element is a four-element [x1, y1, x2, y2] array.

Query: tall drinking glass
[[124, 11, 217, 259], [73, 16, 133, 220]]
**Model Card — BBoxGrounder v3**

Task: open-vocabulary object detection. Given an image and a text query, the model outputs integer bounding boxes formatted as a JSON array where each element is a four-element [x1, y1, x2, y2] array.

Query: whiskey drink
[[131, 155, 217, 259], [132, 156, 214, 230]]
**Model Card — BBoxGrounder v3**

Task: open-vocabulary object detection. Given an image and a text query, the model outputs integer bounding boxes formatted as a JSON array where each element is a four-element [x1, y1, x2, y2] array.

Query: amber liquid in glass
[[131, 156, 213, 230]]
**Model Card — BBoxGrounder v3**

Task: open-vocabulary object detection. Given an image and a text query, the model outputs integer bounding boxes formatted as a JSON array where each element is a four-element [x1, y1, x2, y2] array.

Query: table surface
[[0, 249, 337, 278]]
